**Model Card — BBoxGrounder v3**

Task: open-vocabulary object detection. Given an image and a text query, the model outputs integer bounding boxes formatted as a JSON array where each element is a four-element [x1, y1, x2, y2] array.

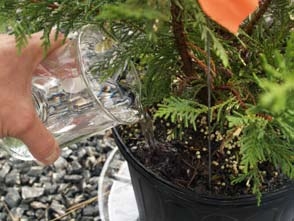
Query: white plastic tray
[[98, 147, 139, 221]]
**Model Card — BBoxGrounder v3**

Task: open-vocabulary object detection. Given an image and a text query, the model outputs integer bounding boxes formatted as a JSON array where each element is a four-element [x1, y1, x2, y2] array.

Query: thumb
[[18, 113, 60, 165]]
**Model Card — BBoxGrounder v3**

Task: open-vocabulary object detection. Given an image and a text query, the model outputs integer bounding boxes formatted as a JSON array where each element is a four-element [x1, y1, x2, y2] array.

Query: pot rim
[[112, 128, 293, 207]]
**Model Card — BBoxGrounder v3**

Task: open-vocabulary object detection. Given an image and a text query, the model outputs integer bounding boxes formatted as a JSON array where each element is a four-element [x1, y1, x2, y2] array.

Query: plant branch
[[243, 0, 272, 35], [215, 85, 247, 109], [188, 42, 217, 77], [171, 0, 194, 77]]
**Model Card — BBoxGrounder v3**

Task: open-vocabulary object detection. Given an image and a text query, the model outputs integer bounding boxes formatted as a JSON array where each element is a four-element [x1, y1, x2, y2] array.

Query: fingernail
[[35, 160, 46, 167], [43, 144, 61, 165]]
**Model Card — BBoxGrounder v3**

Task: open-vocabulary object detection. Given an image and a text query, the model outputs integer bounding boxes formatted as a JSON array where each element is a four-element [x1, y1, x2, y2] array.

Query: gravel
[[0, 134, 114, 221]]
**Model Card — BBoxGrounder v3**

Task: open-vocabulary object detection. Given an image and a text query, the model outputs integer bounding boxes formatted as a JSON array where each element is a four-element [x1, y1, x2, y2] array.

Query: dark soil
[[118, 114, 288, 197]]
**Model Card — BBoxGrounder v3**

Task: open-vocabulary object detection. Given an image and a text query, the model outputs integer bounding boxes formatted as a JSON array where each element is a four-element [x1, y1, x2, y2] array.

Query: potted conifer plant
[[1, 0, 294, 220]]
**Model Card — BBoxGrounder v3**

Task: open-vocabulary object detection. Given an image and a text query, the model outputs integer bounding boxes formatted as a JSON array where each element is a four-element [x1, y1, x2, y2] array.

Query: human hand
[[0, 32, 64, 165]]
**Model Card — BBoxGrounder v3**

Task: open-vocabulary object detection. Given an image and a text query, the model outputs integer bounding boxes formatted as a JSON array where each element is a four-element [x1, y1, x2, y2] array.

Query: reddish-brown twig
[[171, 0, 194, 77], [243, 0, 272, 35], [215, 85, 247, 109]]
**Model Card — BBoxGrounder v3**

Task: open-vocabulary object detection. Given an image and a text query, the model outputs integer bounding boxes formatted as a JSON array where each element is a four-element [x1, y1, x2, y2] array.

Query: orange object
[[198, 0, 259, 34]]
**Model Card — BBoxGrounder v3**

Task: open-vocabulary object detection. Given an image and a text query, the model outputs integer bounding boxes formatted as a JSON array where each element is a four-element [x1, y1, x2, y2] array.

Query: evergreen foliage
[[1, 0, 293, 203]]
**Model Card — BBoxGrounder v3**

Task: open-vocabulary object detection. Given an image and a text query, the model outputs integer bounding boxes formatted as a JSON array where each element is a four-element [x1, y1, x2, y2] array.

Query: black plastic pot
[[113, 128, 294, 221]]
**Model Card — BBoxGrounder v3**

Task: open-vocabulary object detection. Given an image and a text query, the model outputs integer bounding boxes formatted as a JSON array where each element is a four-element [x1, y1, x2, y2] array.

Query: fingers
[[19, 31, 64, 164], [0, 31, 64, 164], [24, 31, 65, 69], [17, 113, 61, 165]]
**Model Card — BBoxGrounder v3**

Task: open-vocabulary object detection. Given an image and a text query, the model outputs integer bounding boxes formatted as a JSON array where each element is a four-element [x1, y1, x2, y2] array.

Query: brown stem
[[219, 66, 233, 78], [215, 85, 247, 109], [31, 0, 59, 9], [48, 3, 59, 10], [171, 0, 194, 77], [243, 0, 272, 35], [189, 52, 217, 78], [188, 42, 217, 76]]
